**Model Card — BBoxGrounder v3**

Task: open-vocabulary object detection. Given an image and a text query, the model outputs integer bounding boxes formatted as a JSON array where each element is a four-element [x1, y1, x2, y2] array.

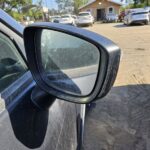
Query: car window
[[78, 13, 90, 16], [61, 16, 70, 18], [132, 12, 148, 15], [0, 32, 27, 92]]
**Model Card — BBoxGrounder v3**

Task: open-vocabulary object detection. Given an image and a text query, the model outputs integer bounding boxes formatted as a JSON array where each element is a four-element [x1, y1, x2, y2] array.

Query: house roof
[[108, 0, 122, 5], [79, 0, 96, 9], [79, 0, 122, 9]]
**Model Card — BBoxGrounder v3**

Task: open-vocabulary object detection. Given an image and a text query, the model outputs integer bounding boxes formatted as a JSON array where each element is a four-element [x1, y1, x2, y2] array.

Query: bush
[[9, 11, 23, 21]]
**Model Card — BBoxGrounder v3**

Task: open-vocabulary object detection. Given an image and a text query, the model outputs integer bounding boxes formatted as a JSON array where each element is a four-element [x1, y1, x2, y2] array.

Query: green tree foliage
[[0, 0, 32, 12], [55, 0, 74, 13], [132, 0, 150, 7], [0, 0, 32, 21], [9, 11, 24, 21], [141, 0, 150, 6], [26, 7, 43, 21], [74, 0, 84, 13], [0, 0, 43, 21]]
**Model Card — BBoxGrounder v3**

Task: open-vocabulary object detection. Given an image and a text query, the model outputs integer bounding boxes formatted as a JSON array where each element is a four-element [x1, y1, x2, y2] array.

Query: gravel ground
[[83, 23, 150, 150]]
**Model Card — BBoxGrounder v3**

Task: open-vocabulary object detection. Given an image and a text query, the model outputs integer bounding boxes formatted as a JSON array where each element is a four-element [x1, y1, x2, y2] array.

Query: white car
[[144, 6, 150, 20], [105, 13, 118, 22], [72, 15, 77, 20], [75, 12, 94, 26], [24, 21, 34, 26], [58, 15, 75, 25], [124, 9, 149, 25]]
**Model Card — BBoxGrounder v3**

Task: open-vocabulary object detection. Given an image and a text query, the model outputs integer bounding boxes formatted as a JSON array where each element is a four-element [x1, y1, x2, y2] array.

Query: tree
[[55, 0, 89, 14], [0, 0, 32, 21], [0, 0, 32, 13], [74, 0, 83, 13], [132, 0, 150, 7], [55, 0, 74, 13], [24, 7, 43, 21], [9, 11, 24, 21], [0, 0, 44, 21], [143, 0, 150, 6], [74, 0, 89, 13]]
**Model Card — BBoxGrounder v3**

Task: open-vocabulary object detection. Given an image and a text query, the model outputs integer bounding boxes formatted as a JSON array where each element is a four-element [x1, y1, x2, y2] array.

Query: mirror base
[[31, 86, 55, 110]]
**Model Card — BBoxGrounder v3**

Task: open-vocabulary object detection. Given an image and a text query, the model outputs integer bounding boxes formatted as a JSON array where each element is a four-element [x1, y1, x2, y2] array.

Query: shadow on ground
[[83, 84, 150, 150], [114, 24, 144, 28]]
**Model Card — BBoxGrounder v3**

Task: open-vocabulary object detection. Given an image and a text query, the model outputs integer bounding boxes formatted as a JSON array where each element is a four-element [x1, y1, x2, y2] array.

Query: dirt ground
[[83, 23, 150, 150]]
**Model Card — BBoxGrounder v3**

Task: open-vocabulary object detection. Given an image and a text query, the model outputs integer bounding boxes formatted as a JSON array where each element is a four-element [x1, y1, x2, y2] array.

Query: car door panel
[[0, 14, 79, 149], [0, 71, 78, 150]]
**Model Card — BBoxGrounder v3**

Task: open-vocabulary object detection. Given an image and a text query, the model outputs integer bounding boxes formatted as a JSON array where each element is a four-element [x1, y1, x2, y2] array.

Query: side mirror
[[23, 23, 121, 104]]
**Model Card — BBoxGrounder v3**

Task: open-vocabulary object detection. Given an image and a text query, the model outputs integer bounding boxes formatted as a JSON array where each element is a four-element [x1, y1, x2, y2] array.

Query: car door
[[0, 12, 78, 150]]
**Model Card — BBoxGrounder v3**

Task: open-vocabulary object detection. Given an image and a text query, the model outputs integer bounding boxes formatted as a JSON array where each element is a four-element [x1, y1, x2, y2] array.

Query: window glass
[[78, 13, 90, 16], [61, 16, 70, 18], [0, 32, 27, 92], [40, 30, 99, 73], [39, 29, 100, 96], [109, 7, 113, 13]]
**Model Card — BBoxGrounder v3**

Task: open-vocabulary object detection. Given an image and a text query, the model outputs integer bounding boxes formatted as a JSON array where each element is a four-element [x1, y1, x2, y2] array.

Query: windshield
[[132, 12, 148, 15], [78, 13, 90, 16], [61, 16, 70, 18], [52, 16, 61, 19]]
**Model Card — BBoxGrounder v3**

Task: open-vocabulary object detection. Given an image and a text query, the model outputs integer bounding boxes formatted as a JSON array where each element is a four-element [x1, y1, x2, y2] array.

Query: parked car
[[75, 12, 94, 26], [57, 14, 75, 25], [144, 6, 150, 21], [124, 8, 149, 25], [72, 15, 77, 20], [105, 13, 118, 22], [50, 15, 61, 22], [23, 20, 34, 26], [0, 9, 120, 150]]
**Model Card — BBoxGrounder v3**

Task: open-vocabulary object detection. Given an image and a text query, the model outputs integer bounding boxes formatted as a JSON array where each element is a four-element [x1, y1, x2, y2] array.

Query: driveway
[[83, 23, 150, 150]]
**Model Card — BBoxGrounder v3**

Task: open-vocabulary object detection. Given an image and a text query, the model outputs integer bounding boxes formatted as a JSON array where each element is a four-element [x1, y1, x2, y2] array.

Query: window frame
[[0, 30, 28, 66], [0, 30, 28, 93], [0, 10, 34, 114], [108, 6, 114, 14]]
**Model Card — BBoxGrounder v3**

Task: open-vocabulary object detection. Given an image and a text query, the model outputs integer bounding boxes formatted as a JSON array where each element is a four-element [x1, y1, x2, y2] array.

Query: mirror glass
[[36, 29, 100, 96]]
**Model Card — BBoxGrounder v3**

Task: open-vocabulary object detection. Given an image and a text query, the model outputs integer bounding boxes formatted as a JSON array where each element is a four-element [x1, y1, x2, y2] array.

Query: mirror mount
[[31, 85, 55, 110]]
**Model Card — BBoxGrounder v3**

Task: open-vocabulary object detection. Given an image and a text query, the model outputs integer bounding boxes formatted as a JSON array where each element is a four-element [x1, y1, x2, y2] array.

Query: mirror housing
[[23, 23, 121, 104]]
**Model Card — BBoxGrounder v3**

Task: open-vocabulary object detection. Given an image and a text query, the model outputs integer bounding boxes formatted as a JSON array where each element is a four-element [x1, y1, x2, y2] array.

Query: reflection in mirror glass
[[37, 29, 100, 96]]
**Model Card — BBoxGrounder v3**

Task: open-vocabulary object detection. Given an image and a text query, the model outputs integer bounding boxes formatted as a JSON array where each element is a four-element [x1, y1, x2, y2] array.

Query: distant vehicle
[[50, 16, 61, 22], [24, 20, 34, 26], [105, 13, 118, 22], [72, 15, 77, 20], [144, 6, 150, 12], [144, 6, 150, 20], [58, 14, 75, 25], [75, 12, 94, 26], [124, 8, 149, 25]]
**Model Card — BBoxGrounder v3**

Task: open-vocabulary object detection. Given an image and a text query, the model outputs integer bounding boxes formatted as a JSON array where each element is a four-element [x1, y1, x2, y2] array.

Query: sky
[[32, 0, 128, 10], [32, 0, 58, 9]]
